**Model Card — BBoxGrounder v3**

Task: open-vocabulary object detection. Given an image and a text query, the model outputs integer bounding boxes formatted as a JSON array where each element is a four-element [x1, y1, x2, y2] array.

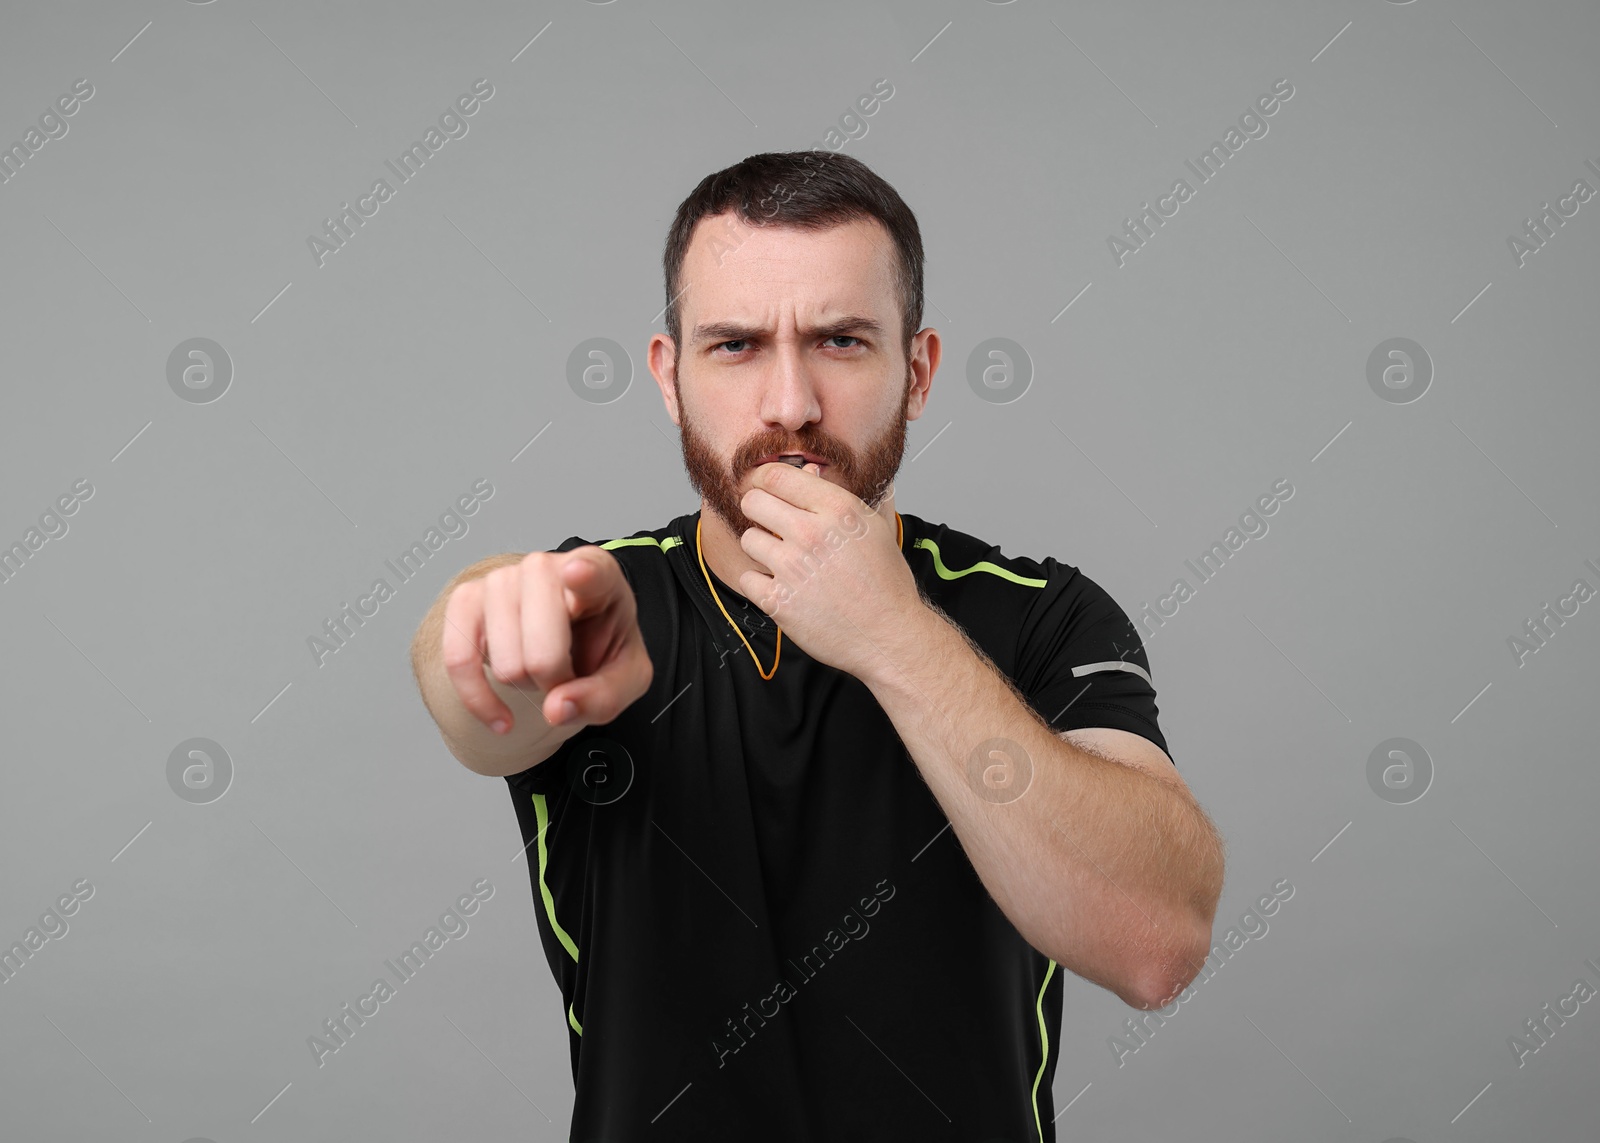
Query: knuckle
[[445, 580, 482, 620], [521, 652, 561, 680], [483, 567, 516, 600], [487, 657, 523, 684]]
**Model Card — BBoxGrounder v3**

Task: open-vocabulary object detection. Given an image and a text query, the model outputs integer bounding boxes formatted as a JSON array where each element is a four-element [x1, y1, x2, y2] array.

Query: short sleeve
[[553, 533, 633, 591], [1012, 560, 1174, 766]]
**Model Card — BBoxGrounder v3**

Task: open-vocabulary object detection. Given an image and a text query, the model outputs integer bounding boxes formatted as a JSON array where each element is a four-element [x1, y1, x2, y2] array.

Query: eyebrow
[[690, 315, 886, 346]]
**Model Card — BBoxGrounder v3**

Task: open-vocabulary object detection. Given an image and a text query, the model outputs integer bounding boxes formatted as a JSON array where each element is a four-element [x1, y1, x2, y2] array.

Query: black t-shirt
[[501, 508, 1172, 1143]]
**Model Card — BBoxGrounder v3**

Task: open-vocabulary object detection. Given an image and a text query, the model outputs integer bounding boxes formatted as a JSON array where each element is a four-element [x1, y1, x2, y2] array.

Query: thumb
[[543, 684, 584, 727]]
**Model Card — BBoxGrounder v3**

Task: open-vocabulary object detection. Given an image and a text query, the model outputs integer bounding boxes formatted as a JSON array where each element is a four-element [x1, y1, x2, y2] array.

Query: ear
[[647, 333, 682, 427], [905, 327, 940, 421]]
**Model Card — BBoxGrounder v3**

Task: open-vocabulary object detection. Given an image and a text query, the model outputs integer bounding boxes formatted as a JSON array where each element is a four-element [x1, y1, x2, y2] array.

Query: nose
[[758, 345, 822, 435]]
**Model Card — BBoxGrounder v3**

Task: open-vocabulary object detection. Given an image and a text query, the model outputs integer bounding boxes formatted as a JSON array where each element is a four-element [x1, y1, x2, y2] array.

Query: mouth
[[755, 452, 829, 471]]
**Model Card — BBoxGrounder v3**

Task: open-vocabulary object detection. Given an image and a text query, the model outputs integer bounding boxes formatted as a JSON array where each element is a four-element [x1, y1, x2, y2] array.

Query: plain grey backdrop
[[2, 0, 1597, 1140]]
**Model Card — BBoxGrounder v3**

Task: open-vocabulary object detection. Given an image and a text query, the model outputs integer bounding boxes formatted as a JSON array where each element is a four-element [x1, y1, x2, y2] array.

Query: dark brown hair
[[661, 150, 925, 360]]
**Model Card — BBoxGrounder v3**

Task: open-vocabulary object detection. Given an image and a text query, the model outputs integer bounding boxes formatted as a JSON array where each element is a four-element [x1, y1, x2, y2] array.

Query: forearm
[[859, 601, 1221, 1008]]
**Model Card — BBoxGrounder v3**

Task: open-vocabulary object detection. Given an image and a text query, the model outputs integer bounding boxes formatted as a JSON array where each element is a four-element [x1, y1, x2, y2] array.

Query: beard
[[677, 361, 912, 544]]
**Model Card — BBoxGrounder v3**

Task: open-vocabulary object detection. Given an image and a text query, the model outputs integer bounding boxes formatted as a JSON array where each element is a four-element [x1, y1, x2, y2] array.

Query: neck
[[696, 503, 766, 602]]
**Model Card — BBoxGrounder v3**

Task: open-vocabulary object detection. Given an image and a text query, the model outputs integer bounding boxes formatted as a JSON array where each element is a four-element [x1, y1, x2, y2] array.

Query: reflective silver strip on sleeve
[[1070, 660, 1153, 686]]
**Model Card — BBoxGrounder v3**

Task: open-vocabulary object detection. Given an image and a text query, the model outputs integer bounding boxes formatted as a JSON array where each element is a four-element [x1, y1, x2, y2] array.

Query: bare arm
[[860, 602, 1223, 1009]]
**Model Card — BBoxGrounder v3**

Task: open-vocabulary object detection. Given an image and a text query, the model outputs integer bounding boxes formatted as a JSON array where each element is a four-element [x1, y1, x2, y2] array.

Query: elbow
[[1129, 917, 1214, 1011], [1136, 848, 1225, 1008]]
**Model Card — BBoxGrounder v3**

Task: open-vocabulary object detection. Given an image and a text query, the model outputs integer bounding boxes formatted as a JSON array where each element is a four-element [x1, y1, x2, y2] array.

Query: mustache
[[741, 446, 839, 468]]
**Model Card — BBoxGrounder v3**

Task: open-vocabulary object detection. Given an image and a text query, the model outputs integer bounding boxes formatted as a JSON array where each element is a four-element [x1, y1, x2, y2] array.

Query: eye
[[713, 339, 749, 355], [827, 336, 863, 349]]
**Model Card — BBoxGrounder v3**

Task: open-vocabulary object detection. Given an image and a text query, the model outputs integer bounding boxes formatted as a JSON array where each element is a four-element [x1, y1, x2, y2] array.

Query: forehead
[[679, 213, 897, 329]]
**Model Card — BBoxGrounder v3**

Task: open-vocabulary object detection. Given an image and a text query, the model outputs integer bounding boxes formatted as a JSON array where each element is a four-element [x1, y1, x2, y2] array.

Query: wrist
[[858, 597, 955, 695]]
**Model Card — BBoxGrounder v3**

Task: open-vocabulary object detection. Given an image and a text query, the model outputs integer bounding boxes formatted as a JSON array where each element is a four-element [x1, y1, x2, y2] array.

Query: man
[[410, 150, 1224, 1142]]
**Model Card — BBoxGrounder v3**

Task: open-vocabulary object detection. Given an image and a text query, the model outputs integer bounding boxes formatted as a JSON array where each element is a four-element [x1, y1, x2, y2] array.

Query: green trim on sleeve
[[601, 535, 682, 553], [911, 538, 1048, 587]]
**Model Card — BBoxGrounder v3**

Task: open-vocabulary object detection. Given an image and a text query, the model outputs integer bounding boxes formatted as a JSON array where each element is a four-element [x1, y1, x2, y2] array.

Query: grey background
[[1, 0, 1596, 1140]]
